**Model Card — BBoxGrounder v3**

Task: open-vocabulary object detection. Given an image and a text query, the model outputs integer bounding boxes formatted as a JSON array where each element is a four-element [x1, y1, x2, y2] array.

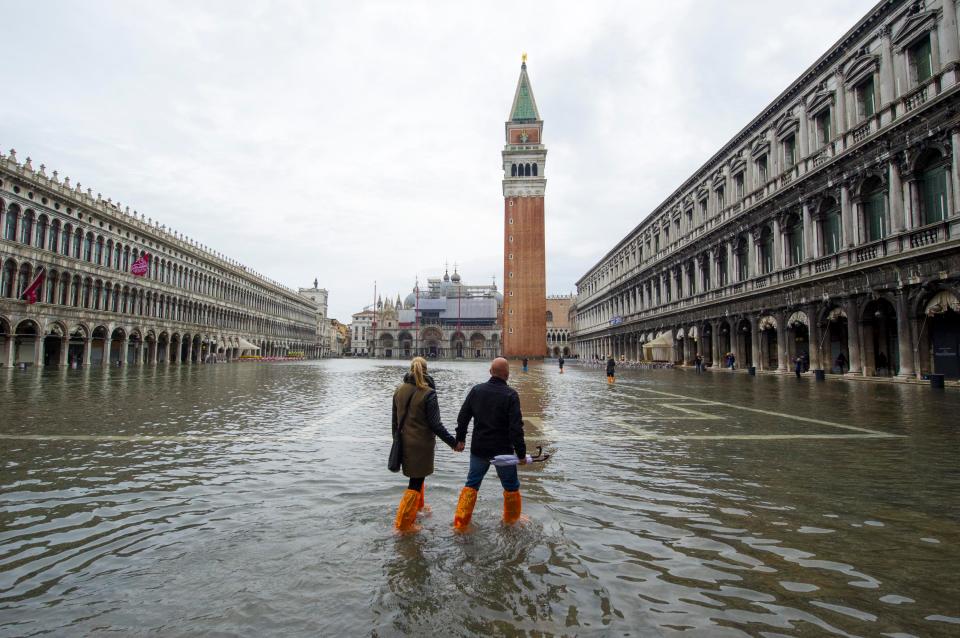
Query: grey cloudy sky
[[1, 0, 873, 321]]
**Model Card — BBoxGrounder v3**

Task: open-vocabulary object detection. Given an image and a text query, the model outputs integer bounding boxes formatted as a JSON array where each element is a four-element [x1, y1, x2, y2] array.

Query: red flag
[[21, 267, 45, 304], [131, 253, 150, 277]]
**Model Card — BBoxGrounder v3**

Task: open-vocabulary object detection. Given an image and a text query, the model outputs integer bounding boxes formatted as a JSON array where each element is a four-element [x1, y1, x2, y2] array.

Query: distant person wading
[[391, 357, 462, 532]]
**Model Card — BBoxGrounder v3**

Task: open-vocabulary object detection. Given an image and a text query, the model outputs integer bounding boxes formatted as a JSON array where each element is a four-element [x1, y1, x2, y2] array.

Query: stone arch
[[914, 285, 960, 378], [12, 319, 40, 367]]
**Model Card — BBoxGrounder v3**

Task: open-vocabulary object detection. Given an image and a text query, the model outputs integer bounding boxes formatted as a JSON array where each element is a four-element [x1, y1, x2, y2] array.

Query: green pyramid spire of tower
[[509, 55, 541, 122]]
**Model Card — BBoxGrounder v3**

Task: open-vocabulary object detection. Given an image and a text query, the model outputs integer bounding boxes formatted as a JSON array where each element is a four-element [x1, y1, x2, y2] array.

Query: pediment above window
[[750, 136, 770, 158], [729, 152, 746, 173], [711, 170, 725, 189], [892, 6, 940, 51], [806, 89, 835, 116], [842, 50, 880, 87], [695, 186, 709, 200], [774, 112, 799, 139]]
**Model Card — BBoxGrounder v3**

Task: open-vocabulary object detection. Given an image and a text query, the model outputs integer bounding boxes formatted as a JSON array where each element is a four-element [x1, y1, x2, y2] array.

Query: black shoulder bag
[[388, 390, 416, 473]]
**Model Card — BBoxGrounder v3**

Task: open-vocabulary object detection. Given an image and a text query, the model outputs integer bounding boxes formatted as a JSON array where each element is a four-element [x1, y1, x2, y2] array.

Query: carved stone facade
[[0, 153, 319, 367], [572, 0, 960, 379], [354, 269, 503, 360]]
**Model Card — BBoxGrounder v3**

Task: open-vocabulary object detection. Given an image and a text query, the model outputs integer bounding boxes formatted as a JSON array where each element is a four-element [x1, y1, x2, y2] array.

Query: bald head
[[490, 357, 510, 381]]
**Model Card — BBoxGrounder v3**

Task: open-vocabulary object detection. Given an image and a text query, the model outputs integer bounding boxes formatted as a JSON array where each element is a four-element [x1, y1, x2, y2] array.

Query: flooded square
[[1, 360, 958, 636]]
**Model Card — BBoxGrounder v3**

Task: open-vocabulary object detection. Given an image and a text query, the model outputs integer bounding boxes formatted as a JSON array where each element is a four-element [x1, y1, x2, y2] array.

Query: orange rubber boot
[[503, 490, 522, 524], [417, 483, 431, 515], [394, 489, 421, 532], [453, 487, 478, 531]]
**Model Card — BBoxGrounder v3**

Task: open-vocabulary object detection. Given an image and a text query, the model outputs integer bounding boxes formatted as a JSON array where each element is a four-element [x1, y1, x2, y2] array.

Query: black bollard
[[930, 374, 945, 389], [814, 369, 826, 381], [748, 366, 756, 376]]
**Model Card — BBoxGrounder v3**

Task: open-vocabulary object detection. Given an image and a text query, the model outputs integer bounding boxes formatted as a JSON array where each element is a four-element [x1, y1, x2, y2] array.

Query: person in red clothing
[[452, 357, 527, 530]]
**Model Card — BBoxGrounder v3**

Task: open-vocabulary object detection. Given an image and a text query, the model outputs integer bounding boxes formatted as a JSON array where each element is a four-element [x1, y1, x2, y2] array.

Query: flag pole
[[372, 280, 377, 358]]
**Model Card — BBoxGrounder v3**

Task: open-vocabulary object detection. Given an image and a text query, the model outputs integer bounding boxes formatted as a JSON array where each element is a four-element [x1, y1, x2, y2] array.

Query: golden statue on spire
[[522, 52, 527, 64]]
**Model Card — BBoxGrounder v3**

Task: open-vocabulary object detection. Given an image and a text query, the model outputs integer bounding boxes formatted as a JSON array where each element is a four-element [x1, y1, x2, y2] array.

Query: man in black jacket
[[452, 357, 527, 530]]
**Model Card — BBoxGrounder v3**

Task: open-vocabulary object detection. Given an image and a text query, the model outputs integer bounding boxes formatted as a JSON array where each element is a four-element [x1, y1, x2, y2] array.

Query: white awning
[[642, 332, 674, 362], [827, 307, 847, 322], [238, 337, 260, 350], [676, 328, 685, 339], [787, 311, 808, 327], [925, 290, 960, 316], [688, 325, 699, 340], [758, 315, 778, 331]]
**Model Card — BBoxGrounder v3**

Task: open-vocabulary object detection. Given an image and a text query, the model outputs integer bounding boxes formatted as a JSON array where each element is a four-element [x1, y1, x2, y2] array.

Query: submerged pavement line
[[629, 387, 890, 436]]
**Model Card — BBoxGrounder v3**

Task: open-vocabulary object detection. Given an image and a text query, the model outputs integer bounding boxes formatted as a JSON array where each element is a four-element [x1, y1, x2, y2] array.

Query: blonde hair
[[409, 356, 430, 390]]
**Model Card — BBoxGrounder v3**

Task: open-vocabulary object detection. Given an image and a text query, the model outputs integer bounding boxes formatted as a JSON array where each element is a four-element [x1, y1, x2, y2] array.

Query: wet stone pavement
[[0, 359, 958, 637]]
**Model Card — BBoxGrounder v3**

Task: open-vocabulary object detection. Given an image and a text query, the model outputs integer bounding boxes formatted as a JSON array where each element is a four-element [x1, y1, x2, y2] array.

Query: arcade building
[[572, 0, 960, 379]]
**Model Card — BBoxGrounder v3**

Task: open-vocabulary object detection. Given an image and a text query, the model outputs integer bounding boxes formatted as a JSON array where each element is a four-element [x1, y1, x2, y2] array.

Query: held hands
[[453, 441, 465, 452]]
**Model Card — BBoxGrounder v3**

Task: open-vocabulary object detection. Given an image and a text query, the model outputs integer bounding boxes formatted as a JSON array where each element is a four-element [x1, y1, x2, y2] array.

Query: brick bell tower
[[502, 54, 547, 359]]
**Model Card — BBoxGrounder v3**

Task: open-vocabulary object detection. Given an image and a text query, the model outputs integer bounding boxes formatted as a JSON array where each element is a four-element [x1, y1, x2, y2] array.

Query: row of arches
[[510, 163, 539, 177], [578, 287, 960, 379], [0, 199, 313, 324], [371, 328, 500, 359], [0, 257, 313, 341], [0, 317, 309, 367]]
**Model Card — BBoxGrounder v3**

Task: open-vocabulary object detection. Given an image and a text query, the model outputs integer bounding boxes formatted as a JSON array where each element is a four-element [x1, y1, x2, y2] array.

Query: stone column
[[730, 316, 741, 368], [889, 159, 905, 232], [33, 337, 43, 369], [879, 26, 895, 119], [840, 183, 854, 248], [835, 72, 847, 137], [772, 216, 783, 271], [711, 322, 721, 366], [751, 316, 761, 369], [844, 297, 862, 374], [942, 0, 960, 87], [802, 202, 815, 260], [83, 338, 93, 367], [3, 337, 13, 368], [895, 291, 915, 378], [185, 339, 193, 364], [776, 311, 789, 371], [906, 177, 920, 229], [951, 131, 960, 217], [798, 103, 810, 158], [59, 337, 69, 368], [805, 303, 822, 371], [726, 240, 734, 284], [120, 338, 129, 366]]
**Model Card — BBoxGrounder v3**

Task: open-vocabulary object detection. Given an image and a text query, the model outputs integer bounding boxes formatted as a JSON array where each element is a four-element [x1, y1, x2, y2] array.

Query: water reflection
[[1, 360, 958, 636]]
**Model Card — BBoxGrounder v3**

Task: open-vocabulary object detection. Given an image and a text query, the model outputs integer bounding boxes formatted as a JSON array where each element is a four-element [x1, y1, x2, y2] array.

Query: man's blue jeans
[[465, 454, 520, 492]]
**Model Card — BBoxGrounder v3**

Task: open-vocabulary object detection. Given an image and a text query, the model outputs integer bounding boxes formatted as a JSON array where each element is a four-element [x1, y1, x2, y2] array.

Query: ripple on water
[[0, 361, 958, 637]]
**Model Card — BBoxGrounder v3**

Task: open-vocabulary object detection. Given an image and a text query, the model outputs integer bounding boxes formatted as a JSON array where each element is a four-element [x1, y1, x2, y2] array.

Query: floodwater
[[0, 360, 958, 637]]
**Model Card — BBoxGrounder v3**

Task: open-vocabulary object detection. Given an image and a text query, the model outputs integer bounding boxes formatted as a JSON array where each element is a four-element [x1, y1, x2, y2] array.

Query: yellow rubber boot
[[453, 487, 478, 531], [503, 490, 522, 525], [394, 489, 421, 532]]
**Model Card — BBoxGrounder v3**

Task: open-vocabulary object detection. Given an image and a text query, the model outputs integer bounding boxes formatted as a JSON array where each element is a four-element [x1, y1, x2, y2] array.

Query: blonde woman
[[392, 357, 463, 532]]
